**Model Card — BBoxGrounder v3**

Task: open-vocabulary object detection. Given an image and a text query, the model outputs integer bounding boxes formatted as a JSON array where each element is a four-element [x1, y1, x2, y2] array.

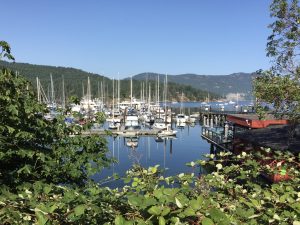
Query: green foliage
[[267, 0, 300, 76], [254, 0, 300, 123], [108, 150, 299, 224], [68, 95, 80, 105], [0, 40, 15, 61], [1, 147, 299, 224], [0, 44, 116, 224], [254, 71, 300, 121]]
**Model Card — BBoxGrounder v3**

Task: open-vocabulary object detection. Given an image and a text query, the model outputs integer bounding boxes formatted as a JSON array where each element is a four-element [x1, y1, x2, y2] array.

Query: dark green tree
[[254, 0, 300, 127]]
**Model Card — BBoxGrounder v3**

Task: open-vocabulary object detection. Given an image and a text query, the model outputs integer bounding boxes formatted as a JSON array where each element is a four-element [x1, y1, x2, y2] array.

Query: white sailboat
[[109, 78, 120, 129], [125, 76, 140, 130], [176, 92, 187, 126]]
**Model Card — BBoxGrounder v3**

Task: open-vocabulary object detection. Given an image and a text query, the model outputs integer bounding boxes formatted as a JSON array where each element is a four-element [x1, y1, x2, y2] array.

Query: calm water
[[93, 101, 253, 187], [93, 123, 210, 187]]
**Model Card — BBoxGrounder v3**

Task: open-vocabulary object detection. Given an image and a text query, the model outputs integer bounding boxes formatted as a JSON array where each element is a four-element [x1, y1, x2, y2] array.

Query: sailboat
[[125, 76, 140, 130], [176, 92, 187, 126], [109, 78, 120, 129]]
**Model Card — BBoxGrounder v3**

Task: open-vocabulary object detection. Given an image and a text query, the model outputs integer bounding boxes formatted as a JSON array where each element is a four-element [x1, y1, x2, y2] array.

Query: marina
[[93, 121, 211, 187]]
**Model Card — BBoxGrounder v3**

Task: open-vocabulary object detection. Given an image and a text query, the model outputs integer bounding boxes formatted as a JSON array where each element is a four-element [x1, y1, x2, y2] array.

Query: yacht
[[176, 114, 187, 124], [153, 117, 167, 130], [125, 111, 140, 130]]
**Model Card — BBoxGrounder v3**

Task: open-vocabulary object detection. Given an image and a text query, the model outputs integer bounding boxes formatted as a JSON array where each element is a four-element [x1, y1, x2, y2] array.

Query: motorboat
[[157, 125, 177, 137], [153, 117, 167, 130], [125, 113, 140, 130], [176, 114, 187, 124], [108, 121, 120, 129]]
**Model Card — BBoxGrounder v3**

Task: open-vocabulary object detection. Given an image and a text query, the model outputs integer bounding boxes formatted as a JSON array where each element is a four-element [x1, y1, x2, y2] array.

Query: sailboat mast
[[165, 74, 167, 113], [62, 75, 65, 110], [140, 82, 142, 102], [130, 75, 133, 107], [112, 78, 115, 119], [97, 81, 100, 99], [82, 82, 85, 99], [118, 73, 120, 111], [148, 83, 151, 113], [87, 77, 91, 117], [157, 74, 160, 105], [36, 77, 40, 103], [50, 73, 55, 105]]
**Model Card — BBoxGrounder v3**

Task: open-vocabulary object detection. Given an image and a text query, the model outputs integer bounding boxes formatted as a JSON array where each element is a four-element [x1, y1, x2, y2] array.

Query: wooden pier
[[201, 126, 232, 152], [82, 129, 159, 137]]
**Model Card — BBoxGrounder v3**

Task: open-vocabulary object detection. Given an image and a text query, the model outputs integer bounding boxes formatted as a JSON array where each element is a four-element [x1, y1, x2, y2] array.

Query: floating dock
[[82, 129, 159, 137]]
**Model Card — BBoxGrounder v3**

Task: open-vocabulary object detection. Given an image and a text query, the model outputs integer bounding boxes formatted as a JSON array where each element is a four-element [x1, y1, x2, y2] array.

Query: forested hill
[[132, 72, 258, 99], [0, 61, 219, 102]]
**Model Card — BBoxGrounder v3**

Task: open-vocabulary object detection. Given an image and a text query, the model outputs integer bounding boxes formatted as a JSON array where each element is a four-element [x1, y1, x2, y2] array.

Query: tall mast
[[112, 78, 115, 119], [82, 82, 85, 99], [103, 79, 105, 106], [36, 77, 40, 103], [148, 83, 151, 113], [97, 81, 100, 99], [87, 77, 91, 116], [118, 76, 120, 111], [50, 73, 55, 105], [157, 74, 160, 105], [140, 82, 142, 101], [130, 75, 133, 107], [62, 75, 65, 110], [165, 74, 167, 113]]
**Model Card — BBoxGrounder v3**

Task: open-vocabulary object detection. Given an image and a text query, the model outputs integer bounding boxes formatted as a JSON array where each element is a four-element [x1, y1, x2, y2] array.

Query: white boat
[[153, 117, 167, 130], [176, 114, 187, 124], [125, 114, 140, 130], [157, 125, 177, 137], [108, 121, 119, 129]]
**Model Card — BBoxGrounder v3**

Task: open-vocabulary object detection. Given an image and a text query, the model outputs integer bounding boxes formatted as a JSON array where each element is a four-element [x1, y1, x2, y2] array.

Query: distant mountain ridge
[[0, 61, 219, 102], [131, 72, 258, 99]]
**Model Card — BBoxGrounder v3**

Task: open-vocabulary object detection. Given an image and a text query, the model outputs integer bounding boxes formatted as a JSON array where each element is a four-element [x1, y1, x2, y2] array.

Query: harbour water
[[93, 123, 210, 187], [93, 101, 254, 187]]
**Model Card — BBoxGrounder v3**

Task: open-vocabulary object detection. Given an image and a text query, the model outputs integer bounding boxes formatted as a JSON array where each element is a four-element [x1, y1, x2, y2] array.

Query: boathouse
[[226, 114, 291, 153], [228, 114, 299, 182]]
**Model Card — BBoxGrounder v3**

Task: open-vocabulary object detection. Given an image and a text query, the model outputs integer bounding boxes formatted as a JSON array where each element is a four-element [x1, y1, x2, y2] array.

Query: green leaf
[[202, 217, 214, 225], [190, 199, 201, 210], [150, 166, 157, 174], [35, 211, 48, 225], [74, 204, 86, 216], [115, 215, 125, 225], [209, 208, 229, 223], [183, 207, 195, 217], [148, 206, 161, 216], [161, 207, 170, 216], [159, 216, 166, 225], [175, 197, 183, 208]]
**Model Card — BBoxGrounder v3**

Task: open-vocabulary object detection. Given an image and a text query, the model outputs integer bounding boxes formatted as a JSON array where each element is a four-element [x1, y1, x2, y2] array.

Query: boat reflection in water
[[125, 136, 139, 149], [95, 122, 211, 188]]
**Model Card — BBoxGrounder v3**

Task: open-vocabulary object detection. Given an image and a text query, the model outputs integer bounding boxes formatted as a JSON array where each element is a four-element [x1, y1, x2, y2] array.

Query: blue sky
[[2, 0, 272, 78]]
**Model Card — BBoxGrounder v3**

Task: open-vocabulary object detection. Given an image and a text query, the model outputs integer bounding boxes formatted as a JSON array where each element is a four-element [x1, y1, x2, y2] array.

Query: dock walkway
[[82, 129, 159, 137]]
